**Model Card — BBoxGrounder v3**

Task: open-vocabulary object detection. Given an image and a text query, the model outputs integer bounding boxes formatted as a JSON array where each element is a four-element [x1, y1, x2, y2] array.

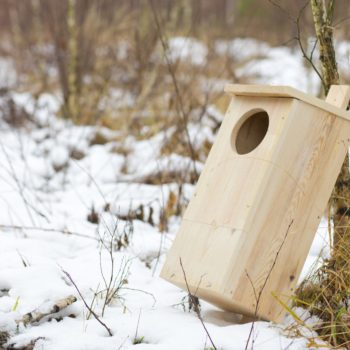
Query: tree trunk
[[311, 0, 339, 93], [66, 0, 79, 121], [310, 0, 350, 252]]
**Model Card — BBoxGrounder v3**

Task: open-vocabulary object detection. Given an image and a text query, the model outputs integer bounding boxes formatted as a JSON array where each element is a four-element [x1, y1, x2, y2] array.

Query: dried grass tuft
[[295, 224, 350, 349]]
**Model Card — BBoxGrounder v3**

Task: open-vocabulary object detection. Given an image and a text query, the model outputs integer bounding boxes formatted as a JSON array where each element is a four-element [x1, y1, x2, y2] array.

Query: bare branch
[[62, 269, 113, 336], [179, 258, 217, 350], [148, 0, 198, 178], [244, 220, 294, 350], [267, 0, 326, 91], [0, 224, 97, 241]]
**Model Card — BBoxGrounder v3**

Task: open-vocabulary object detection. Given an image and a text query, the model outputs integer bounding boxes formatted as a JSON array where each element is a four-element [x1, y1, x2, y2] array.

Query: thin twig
[[148, 0, 198, 178], [179, 258, 217, 350], [0, 223, 97, 241], [245, 220, 294, 350], [267, 0, 326, 90], [296, 2, 326, 91], [0, 141, 48, 225], [62, 269, 113, 336], [133, 309, 142, 344]]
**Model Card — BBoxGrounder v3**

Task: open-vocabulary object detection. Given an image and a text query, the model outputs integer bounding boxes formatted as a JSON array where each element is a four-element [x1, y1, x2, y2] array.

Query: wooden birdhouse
[[161, 84, 350, 322]]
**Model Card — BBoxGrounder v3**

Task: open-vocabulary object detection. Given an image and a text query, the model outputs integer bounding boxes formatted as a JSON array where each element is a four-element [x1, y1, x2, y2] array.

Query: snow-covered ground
[[0, 38, 337, 349]]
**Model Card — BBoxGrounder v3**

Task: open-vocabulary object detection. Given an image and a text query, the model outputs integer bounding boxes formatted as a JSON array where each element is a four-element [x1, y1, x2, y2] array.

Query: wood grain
[[161, 84, 350, 322], [225, 84, 350, 121]]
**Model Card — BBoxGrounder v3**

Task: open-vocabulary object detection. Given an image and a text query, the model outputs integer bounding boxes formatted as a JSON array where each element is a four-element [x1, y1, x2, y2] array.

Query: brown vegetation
[[2, 0, 350, 347]]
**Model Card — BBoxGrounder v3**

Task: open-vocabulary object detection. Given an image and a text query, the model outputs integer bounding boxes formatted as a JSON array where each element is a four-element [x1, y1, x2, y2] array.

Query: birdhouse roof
[[225, 84, 350, 122]]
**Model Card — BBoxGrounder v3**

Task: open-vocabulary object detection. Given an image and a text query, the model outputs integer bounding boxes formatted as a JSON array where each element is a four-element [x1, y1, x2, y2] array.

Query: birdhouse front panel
[[161, 84, 350, 322]]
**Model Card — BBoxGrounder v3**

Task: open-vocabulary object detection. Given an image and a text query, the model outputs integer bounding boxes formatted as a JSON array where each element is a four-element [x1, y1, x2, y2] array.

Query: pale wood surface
[[225, 84, 350, 121], [161, 84, 350, 322], [325, 85, 350, 108]]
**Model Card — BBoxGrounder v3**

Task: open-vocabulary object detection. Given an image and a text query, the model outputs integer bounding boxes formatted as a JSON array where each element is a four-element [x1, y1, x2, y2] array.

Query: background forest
[[2, 0, 350, 129], [1, 1, 350, 349]]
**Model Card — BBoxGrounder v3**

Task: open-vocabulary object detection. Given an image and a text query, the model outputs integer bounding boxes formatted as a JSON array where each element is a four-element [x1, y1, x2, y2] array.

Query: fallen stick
[[17, 295, 77, 326], [62, 270, 113, 336]]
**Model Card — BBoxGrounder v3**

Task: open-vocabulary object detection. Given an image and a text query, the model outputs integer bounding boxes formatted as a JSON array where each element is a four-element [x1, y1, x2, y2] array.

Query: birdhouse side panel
[[160, 219, 245, 292], [225, 100, 350, 321], [184, 96, 295, 228], [161, 96, 296, 314]]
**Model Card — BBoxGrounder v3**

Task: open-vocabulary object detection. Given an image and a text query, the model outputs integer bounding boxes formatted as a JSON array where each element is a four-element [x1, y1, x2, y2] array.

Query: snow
[[167, 37, 208, 66], [0, 37, 337, 349], [0, 109, 329, 349], [50, 146, 70, 171], [214, 38, 324, 95], [215, 38, 271, 62], [0, 58, 17, 89]]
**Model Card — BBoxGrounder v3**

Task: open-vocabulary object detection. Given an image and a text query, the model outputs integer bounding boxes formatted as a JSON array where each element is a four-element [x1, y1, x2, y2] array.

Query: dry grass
[[0, 1, 241, 142], [294, 223, 350, 349]]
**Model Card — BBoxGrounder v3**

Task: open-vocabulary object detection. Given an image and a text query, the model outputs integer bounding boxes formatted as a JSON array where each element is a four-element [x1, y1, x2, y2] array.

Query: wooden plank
[[325, 85, 350, 108], [225, 84, 350, 121]]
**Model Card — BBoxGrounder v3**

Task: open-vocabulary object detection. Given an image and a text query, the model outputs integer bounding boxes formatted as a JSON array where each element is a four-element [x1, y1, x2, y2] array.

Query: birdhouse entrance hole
[[233, 110, 269, 154]]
